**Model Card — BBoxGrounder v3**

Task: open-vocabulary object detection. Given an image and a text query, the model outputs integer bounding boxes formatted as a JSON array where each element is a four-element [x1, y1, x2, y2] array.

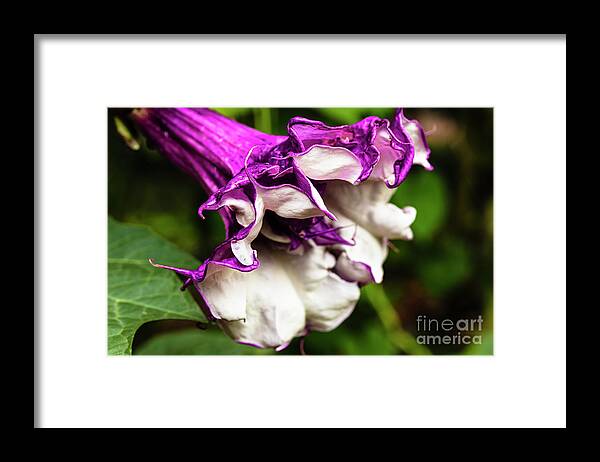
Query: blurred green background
[[108, 107, 493, 355]]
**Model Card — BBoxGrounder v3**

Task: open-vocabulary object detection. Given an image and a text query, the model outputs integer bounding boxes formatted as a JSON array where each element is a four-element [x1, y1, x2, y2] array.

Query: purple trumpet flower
[[130, 108, 432, 350]]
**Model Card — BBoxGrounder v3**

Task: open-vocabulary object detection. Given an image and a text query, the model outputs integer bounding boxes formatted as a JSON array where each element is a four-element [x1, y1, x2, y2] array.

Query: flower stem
[[362, 284, 432, 355], [114, 116, 140, 150], [253, 108, 272, 134]]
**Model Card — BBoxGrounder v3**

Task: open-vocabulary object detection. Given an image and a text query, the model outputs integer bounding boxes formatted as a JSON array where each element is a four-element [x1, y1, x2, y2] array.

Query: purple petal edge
[[399, 109, 434, 171], [148, 239, 260, 320]]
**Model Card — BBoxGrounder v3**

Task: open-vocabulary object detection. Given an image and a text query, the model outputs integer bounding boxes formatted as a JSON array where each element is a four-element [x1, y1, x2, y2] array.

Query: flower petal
[[398, 110, 433, 171], [294, 145, 363, 184], [287, 116, 384, 183], [249, 162, 336, 221], [280, 245, 360, 332], [200, 161, 337, 266], [257, 182, 332, 220], [287, 117, 355, 151], [181, 244, 361, 348], [217, 247, 307, 349], [372, 123, 415, 187], [325, 180, 416, 240], [333, 222, 388, 284], [198, 265, 249, 321], [149, 240, 260, 321], [199, 177, 265, 267]]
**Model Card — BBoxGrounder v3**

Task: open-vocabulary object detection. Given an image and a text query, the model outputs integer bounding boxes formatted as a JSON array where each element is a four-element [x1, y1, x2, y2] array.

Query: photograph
[[108, 107, 493, 356], [36, 35, 565, 429]]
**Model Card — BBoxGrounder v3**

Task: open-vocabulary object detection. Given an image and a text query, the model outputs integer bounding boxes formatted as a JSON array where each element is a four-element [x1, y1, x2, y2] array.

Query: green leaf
[[316, 108, 395, 125], [417, 237, 472, 297], [108, 217, 206, 355], [316, 108, 364, 125], [134, 327, 273, 355]]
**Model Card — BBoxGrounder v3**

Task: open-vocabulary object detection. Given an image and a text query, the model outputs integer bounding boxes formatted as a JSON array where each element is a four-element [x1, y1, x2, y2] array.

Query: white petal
[[207, 192, 266, 268], [403, 120, 432, 170], [218, 248, 306, 348], [398, 227, 414, 240], [295, 145, 363, 184], [230, 241, 257, 266], [327, 179, 394, 211], [304, 271, 359, 331], [258, 183, 334, 220], [334, 223, 388, 284], [279, 245, 360, 332], [198, 265, 248, 321], [325, 180, 416, 239], [368, 204, 417, 240], [224, 196, 256, 227], [207, 243, 362, 347], [230, 196, 265, 266], [371, 127, 400, 182]]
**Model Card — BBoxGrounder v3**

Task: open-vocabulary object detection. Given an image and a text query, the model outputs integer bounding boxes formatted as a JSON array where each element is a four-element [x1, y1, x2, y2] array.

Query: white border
[[36, 36, 566, 428]]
